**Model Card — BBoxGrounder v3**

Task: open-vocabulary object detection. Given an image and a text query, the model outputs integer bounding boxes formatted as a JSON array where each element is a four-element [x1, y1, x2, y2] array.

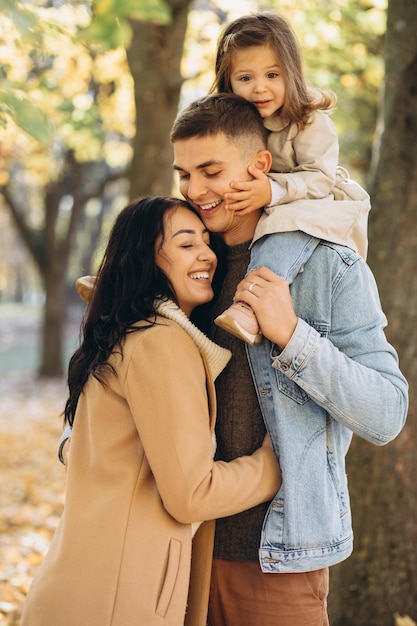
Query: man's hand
[[234, 267, 298, 349], [224, 166, 272, 214]]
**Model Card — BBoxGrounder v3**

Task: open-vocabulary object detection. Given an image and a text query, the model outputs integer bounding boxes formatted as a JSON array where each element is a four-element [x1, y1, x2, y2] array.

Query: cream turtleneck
[[156, 299, 231, 381]]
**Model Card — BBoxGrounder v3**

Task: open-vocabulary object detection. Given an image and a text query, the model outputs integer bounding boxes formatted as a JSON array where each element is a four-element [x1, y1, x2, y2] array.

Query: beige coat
[[261, 111, 371, 259], [21, 302, 280, 626]]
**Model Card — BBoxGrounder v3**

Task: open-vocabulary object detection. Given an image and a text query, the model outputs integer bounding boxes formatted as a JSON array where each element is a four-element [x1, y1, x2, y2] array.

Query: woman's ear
[[252, 149, 273, 174]]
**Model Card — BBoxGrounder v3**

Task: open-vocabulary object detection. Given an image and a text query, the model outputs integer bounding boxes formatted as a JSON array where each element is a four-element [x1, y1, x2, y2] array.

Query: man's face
[[173, 133, 262, 245]]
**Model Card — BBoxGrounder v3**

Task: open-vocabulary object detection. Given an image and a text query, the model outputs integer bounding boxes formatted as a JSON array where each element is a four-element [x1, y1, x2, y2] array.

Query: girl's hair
[[64, 196, 203, 426], [211, 11, 337, 129]]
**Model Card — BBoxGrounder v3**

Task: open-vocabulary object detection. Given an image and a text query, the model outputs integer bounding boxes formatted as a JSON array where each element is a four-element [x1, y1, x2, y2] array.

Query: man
[[64, 93, 407, 625], [169, 93, 408, 625]]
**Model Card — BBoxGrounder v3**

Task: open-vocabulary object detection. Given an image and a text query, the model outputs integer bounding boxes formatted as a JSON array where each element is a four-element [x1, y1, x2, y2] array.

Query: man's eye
[[206, 171, 220, 178]]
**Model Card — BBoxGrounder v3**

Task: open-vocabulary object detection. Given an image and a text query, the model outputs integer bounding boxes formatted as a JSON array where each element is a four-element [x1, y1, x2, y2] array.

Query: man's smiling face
[[173, 133, 263, 245]]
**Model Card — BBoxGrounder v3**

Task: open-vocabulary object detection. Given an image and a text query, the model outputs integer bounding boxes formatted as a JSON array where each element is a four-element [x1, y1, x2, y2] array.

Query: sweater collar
[[155, 300, 232, 381]]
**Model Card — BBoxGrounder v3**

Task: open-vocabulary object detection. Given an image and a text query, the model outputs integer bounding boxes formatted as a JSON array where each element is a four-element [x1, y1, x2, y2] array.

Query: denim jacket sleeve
[[270, 247, 408, 445]]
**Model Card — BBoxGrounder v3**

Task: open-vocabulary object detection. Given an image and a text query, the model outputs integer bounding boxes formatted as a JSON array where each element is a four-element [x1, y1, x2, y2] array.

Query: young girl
[[212, 11, 370, 344]]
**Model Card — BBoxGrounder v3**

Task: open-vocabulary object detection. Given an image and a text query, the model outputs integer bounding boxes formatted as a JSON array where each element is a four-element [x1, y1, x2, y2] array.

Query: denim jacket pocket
[[275, 370, 310, 404]]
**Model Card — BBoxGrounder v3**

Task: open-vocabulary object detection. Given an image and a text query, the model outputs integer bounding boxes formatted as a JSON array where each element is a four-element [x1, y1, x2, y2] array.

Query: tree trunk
[[126, 0, 193, 198], [329, 1, 417, 624], [39, 257, 66, 378]]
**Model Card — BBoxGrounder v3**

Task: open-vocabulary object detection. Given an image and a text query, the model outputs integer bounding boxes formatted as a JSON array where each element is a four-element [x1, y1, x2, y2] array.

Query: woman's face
[[155, 206, 217, 316]]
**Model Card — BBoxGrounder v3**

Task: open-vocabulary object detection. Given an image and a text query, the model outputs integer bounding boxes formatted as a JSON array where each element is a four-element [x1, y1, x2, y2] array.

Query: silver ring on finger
[[248, 282, 256, 293]]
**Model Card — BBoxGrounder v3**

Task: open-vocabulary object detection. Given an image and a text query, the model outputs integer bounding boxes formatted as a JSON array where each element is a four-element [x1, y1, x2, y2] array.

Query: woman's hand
[[262, 433, 273, 449]]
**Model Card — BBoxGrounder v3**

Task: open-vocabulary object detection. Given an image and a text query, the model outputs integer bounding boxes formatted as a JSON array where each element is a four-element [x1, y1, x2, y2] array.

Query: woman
[[21, 196, 281, 626]]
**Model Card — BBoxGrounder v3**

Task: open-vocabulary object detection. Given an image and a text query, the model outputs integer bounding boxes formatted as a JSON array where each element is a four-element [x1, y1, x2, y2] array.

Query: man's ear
[[252, 149, 272, 174]]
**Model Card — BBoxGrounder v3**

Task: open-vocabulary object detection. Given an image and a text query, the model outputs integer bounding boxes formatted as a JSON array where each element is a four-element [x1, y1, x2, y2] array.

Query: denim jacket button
[[280, 362, 291, 371]]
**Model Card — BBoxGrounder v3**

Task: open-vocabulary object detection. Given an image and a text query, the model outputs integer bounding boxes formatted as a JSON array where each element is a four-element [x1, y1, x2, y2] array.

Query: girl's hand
[[224, 166, 272, 214], [234, 266, 298, 349]]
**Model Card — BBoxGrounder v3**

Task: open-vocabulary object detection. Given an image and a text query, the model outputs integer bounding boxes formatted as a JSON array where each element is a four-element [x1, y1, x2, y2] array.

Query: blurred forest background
[[0, 0, 416, 624]]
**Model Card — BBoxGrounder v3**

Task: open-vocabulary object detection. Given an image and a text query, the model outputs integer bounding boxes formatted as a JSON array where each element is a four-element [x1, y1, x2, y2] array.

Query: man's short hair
[[170, 93, 268, 155]]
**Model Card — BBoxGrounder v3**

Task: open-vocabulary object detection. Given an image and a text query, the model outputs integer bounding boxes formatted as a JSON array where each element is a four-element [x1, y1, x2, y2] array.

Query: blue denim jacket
[[247, 233, 408, 573]]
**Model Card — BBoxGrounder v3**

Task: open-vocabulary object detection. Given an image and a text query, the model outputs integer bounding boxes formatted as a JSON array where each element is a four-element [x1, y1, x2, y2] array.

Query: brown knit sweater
[[209, 241, 270, 562]]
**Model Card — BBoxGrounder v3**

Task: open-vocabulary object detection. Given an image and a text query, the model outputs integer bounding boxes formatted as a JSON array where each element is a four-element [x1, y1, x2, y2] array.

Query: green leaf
[[0, 91, 52, 143], [78, 0, 171, 50], [78, 15, 133, 49], [93, 0, 171, 22], [0, 0, 40, 43]]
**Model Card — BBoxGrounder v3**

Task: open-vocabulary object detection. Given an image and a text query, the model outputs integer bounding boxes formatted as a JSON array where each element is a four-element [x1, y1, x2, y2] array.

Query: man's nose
[[186, 176, 206, 201]]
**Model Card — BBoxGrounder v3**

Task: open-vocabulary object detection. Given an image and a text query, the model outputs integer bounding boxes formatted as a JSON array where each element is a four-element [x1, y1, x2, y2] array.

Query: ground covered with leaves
[[0, 309, 415, 626], [0, 374, 67, 626]]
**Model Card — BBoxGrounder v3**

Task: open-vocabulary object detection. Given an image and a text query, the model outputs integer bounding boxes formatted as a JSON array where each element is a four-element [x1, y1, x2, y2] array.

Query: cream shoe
[[214, 301, 262, 344]]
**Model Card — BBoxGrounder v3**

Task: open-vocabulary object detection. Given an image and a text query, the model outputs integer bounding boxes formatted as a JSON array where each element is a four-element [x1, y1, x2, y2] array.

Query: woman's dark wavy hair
[[64, 196, 208, 426]]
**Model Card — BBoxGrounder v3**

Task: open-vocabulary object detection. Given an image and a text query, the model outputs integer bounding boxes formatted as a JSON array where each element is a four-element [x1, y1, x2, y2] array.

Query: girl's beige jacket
[[21, 303, 280, 626]]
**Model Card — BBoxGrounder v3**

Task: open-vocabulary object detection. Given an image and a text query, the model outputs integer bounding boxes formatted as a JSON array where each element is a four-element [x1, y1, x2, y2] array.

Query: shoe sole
[[214, 314, 262, 345]]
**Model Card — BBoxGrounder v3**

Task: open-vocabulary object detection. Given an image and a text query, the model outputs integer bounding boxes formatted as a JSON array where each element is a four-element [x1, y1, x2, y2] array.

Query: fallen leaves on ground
[[2, 375, 415, 626], [0, 375, 67, 626]]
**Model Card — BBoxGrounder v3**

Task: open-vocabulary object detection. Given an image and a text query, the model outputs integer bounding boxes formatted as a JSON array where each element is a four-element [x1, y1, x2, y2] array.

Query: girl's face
[[155, 206, 217, 316], [229, 44, 286, 119]]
